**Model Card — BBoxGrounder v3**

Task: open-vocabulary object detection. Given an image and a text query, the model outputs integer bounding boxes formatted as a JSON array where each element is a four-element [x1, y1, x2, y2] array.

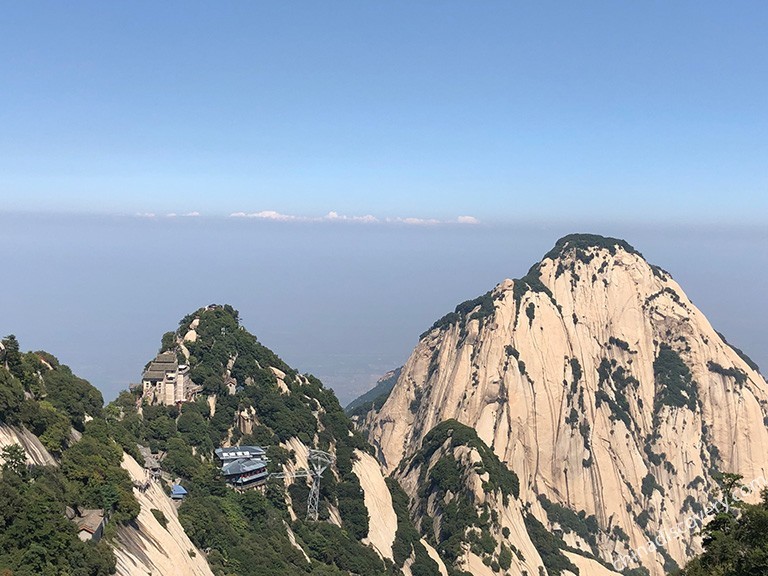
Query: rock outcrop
[[113, 454, 214, 576], [0, 423, 57, 467], [364, 234, 768, 575], [352, 449, 398, 561]]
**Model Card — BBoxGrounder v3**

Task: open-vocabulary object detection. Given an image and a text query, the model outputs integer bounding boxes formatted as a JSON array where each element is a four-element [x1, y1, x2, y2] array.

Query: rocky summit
[[362, 233, 768, 576]]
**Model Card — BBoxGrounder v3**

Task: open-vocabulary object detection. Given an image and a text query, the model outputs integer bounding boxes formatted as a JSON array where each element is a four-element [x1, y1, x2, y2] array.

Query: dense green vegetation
[[538, 495, 599, 553], [675, 478, 768, 576], [408, 420, 519, 502], [543, 233, 641, 261], [180, 305, 295, 397], [707, 361, 748, 386], [0, 336, 105, 455], [179, 488, 391, 576], [0, 462, 117, 576], [595, 357, 638, 430], [654, 345, 698, 412], [386, 477, 441, 576], [523, 513, 579, 576], [1, 308, 407, 576], [545, 233, 669, 281], [0, 335, 139, 575], [609, 336, 632, 352]]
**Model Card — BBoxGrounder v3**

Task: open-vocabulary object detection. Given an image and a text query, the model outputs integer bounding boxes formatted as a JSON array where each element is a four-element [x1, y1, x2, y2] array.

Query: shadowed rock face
[[364, 234, 768, 576]]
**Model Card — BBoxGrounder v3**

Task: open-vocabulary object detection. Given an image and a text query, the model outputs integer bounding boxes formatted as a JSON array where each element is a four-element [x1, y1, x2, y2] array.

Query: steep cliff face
[[365, 234, 768, 575], [114, 454, 215, 576]]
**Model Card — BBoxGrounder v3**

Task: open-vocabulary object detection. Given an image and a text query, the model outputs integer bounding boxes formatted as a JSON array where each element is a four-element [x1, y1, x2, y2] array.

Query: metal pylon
[[269, 448, 335, 521], [306, 449, 334, 521]]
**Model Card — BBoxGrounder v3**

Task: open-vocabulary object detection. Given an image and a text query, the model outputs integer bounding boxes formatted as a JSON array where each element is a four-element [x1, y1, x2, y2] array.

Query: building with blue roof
[[170, 484, 188, 500]]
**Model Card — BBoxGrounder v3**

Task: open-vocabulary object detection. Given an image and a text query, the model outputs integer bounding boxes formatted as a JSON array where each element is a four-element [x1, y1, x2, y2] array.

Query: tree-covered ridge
[[420, 290, 496, 340], [407, 420, 519, 502], [107, 305, 411, 576], [173, 304, 296, 397], [0, 335, 139, 575], [1, 335, 104, 454], [399, 420, 521, 576], [543, 233, 669, 282]]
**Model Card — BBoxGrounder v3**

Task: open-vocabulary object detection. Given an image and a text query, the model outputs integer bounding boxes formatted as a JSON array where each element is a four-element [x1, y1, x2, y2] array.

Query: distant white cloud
[[386, 216, 441, 226], [183, 211, 200, 217], [230, 210, 306, 221], [324, 211, 378, 223], [229, 210, 479, 226], [135, 212, 156, 218]]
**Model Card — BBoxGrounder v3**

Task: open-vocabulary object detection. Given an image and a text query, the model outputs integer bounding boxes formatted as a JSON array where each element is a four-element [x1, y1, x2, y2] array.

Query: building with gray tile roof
[[216, 445, 269, 488]]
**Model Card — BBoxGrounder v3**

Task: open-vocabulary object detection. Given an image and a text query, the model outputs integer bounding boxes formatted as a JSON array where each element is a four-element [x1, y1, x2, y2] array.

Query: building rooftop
[[142, 352, 179, 381], [171, 484, 188, 497], [75, 509, 104, 534], [221, 457, 269, 477], [215, 445, 267, 461]]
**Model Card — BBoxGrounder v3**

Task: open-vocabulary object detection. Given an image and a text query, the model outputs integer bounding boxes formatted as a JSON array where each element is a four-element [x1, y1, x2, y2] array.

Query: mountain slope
[[2, 311, 433, 576], [363, 233, 768, 575], [0, 336, 139, 575], [108, 304, 439, 576]]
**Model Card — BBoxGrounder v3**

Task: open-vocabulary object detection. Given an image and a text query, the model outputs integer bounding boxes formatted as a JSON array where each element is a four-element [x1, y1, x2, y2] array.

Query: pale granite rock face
[[114, 454, 215, 576], [365, 235, 768, 575], [352, 449, 398, 561], [0, 423, 57, 467]]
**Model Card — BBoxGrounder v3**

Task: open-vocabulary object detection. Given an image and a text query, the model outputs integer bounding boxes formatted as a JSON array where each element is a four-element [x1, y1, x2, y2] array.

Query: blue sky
[[1, 2, 766, 223]]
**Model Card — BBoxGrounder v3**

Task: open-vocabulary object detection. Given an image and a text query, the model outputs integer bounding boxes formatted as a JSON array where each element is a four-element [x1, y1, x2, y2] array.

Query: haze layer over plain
[[1, 213, 765, 405]]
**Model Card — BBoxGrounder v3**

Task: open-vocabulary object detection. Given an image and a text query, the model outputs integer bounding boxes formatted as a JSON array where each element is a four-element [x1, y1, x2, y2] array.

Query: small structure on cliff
[[66, 506, 106, 542], [170, 484, 188, 500]]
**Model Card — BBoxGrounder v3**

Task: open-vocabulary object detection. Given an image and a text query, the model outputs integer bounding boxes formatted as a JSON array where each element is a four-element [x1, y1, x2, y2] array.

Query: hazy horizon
[[1, 212, 764, 406]]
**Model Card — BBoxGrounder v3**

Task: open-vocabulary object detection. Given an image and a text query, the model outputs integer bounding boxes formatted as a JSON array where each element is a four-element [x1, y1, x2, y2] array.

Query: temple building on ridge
[[141, 352, 202, 406]]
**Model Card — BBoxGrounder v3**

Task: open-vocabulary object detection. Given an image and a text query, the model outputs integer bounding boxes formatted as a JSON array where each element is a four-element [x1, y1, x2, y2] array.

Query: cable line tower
[[269, 449, 334, 521]]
